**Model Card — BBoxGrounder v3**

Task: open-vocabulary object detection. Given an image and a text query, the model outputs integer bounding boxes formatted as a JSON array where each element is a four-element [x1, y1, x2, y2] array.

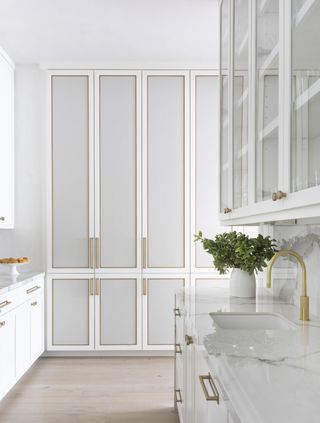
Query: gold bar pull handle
[[26, 286, 40, 295], [142, 237, 147, 268], [0, 300, 12, 309], [89, 238, 94, 268], [175, 389, 182, 404], [199, 373, 220, 403], [95, 237, 101, 269], [95, 278, 101, 296], [142, 279, 148, 296], [89, 279, 94, 296]]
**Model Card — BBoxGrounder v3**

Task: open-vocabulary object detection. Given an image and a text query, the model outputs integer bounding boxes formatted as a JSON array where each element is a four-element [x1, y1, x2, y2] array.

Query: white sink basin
[[210, 312, 297, 331]]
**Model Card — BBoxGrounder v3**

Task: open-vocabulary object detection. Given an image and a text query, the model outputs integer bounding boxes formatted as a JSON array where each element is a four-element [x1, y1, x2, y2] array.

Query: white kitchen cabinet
[[15, 301, 30, 378], [30, 293, 45, 363], [142, 71, 189, 272], [0, 48, 14, 229], [220, 0, 320, 224], [0, 311, 15, 399], [143, 277, 185, 350]]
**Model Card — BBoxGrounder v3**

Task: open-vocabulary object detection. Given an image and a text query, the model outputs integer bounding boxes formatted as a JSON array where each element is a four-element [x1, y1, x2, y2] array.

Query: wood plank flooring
[[0, 357, 179, 423]]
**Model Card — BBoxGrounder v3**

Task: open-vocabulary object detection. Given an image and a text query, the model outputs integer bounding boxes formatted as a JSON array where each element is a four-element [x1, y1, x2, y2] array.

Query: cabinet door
[[47, 277, 94, 350], [95, 278, 141, 350], [0, 52, 14, 228], [96, 72, 141, 270], [143, 278, 184, 349], [0, 311, 15, 399], [191, 73, 230, 270], [15, 302, 30, 379], [256, 0, 280, 202], [143, 72, 188, 270], [50, 72, 94, 270], [30, 294, 44, 363], [290, 1, 320, 193]]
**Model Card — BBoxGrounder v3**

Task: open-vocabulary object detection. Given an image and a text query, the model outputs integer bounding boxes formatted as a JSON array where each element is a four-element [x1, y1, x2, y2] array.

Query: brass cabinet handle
[[185, 334, 193, 346], [175, 389, 182, 404], [0, 321, 5, 327], [89, 279, 94, 296], [0, 300, 12, 309], [26, 286, 41, 295], [224, 207, 232, 214], [142, 278, 148, 296], [174, 308, 182, 317], [199, 373, 220, 403], [95, 278, 101, 296], [175, 343, 182, 354], [95, 237, 101, 268], [142, 237, 147, 268], [31, 301, 38, 307], [0, 217, 5, 221], [272, 190, 287, 201]]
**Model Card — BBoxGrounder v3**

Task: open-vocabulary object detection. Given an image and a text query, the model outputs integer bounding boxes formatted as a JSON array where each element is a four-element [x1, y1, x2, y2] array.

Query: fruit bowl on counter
[[0, 257, 30, 276]]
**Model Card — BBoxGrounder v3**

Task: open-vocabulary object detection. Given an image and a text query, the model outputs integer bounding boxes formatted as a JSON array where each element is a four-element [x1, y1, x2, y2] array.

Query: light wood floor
[[0, 357, 179, 423]]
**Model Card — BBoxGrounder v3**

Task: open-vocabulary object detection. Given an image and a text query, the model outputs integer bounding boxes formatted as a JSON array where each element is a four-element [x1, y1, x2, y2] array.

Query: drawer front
[[0, 289, 21, 316], [22, 277, 44, 301]]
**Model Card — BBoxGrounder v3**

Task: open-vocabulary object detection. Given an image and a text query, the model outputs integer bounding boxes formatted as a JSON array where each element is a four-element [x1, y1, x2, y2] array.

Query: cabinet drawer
[[0, 289, 21, 316], [22, 277, 44, 301]]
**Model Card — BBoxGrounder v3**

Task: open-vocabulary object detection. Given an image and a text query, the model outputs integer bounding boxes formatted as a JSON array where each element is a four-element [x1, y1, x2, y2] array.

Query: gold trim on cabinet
[[0, 300, 12, 309], [142, 278, 148, 296], [89, 279, 94, 296], [199, 373, 220, 403], [95, 278, 101, 296], [0, 321, 5, 327], [27, 286, 41, 295], [142, 237, 147, 268], [175, 389, 183, 404], [95, 237, 101, 268], [89, 237, 94, 268]]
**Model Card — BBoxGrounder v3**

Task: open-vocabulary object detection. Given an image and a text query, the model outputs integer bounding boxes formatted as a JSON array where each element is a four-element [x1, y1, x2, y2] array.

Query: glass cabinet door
[[220, 0, 230, 212], [291, 0, 320, 192], [256, 0, 279, 202], [233, 0, 249, 209]]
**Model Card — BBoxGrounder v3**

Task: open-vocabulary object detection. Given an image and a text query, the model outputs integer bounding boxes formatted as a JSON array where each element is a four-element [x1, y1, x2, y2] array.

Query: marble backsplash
[[267, 224, 320, 318]]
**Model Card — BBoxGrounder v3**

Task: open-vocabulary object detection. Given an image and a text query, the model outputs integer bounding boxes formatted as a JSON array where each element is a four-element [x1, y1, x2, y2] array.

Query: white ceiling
[[0, 0, 219, 65]]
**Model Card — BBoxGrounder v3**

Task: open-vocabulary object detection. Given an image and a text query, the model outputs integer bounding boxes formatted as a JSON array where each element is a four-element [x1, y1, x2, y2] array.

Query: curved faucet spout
[[266, 250, 309, 321]]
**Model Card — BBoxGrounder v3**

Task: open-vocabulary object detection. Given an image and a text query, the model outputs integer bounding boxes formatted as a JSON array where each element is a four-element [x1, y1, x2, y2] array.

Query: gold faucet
[[267, 250, 309, 321]]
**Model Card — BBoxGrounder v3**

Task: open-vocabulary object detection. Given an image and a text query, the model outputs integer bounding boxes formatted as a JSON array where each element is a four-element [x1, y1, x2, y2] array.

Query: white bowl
[[0, 261, 30, 276]]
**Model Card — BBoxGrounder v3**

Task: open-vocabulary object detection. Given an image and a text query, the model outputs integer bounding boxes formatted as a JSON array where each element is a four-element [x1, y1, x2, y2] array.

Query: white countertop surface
[[191, 287, 320, 423], [0, 272, 45, 295]]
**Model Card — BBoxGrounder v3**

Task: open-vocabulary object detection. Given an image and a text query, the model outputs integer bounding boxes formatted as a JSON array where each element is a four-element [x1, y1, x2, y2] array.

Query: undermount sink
[[210, 312, 297, 331]]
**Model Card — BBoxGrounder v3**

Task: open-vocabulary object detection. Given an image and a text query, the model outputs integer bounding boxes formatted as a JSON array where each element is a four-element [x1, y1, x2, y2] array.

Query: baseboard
[[42, 350, 174, 357]]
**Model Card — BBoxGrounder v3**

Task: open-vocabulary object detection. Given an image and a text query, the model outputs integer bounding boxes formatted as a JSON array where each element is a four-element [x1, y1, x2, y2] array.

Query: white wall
[[0, 65, 44, 272]]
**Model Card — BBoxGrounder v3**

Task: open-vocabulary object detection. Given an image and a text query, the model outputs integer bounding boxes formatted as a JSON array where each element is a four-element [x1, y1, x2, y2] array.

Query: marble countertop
[[190, 287, 320, 423], [0, 272, 45, 295]]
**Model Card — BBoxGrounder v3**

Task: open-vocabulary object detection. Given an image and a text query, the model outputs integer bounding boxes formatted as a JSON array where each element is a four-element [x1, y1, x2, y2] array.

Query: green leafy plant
[[194, 231, 277, 275]]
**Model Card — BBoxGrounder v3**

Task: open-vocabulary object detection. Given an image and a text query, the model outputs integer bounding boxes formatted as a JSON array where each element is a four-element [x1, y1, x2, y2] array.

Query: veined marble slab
[[191, 287, 320, 423], [0, 272, 45, 295]]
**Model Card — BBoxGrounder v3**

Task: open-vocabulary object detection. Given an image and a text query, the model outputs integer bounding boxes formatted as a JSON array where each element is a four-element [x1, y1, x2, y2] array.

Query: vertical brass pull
[[175, 389, 182, 404], [174, 308, 182, 317], [175, 343, 182, 354], [95, 237, 101, 268], [89, 279, 94, 296], [199, 374, 220, 403], [89, 238, 94, 268], [143, 237, 147, 268], [95, 278, 101, 296], [0, 321, 5, 328], [142, 278, 148, 296], [185, 334, 193, 346]]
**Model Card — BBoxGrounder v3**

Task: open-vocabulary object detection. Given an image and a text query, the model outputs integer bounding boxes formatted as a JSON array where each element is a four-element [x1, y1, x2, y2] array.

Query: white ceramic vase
[[229, 268, 256, 298]]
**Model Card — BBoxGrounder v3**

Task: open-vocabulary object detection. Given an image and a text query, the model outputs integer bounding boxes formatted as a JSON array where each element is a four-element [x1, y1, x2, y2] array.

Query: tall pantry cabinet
[[47, 70, 191, 351]]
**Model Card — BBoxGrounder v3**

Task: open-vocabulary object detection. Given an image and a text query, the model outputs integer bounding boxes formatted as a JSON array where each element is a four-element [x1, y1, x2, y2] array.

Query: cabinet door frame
[[94, 275, 142, 351], [46, 274, 95, 351], [142, 70, 190, 274], [46, 70, 95, 273], [142, 275, 187, 351], [94, 71, 142, 274]]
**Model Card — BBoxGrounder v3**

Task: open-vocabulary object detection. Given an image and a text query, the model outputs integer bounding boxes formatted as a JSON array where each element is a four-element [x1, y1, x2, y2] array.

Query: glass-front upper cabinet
[[291, 0, 320, 192], [256, 0, 279, 203]]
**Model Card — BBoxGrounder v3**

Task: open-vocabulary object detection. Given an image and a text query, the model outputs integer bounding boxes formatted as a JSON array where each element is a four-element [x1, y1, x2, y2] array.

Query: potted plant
[[195, 231, 277, 298]]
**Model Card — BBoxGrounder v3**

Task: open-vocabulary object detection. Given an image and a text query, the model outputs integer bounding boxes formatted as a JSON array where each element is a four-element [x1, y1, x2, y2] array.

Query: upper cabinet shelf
[[219, 0, 320, 225]]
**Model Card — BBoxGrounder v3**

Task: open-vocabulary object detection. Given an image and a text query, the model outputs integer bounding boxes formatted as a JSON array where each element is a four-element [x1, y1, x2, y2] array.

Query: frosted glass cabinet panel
[[52, 279, 92, 346], [97, 278, 137, 346], [51, 75, 91, 268], [98, 75, 137, 268], [233, 0, 249, 209], [291, 0, 320, 192], [256, 0, 279, 202], [220, 0, 229, 213], [146, 278, 184, 346], [145, 75, 186, 269]]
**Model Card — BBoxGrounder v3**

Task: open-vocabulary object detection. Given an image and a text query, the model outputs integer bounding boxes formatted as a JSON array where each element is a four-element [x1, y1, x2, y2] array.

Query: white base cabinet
[[0, 274, 44, 401]]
